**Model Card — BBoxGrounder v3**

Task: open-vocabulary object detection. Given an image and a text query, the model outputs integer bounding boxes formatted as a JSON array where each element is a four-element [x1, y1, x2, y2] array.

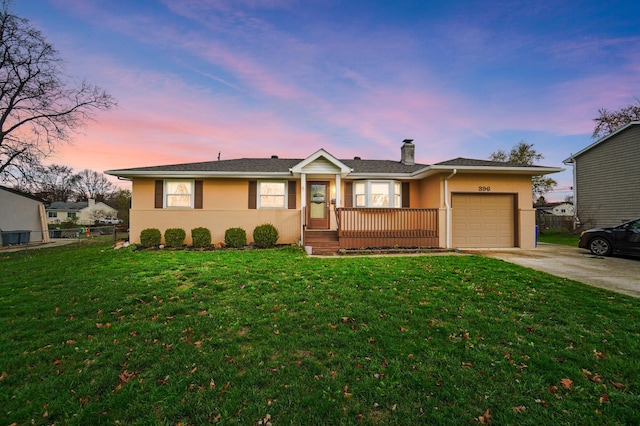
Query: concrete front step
[[304, 230, 339, 255], [309, 246, 340, 255]]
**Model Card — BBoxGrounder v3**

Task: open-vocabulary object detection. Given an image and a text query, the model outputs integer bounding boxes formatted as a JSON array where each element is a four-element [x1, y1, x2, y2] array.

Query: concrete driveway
[[467, 243, 640, 298]]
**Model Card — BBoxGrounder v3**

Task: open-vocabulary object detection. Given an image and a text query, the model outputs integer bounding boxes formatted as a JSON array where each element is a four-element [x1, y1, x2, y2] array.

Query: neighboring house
[[535, 202, 574, 230], [564, 121, 640, 229], [536, 202, 574, 217], [46, 199, 118, 226], [106, 140, 562, 254], [0, 185, 49, 245]]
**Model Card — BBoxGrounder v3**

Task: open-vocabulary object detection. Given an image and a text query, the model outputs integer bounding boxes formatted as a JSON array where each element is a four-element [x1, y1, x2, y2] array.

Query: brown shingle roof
[[435, 157, 549, 168], [106, 155, 560, 178], [109, 157, 429, 174]]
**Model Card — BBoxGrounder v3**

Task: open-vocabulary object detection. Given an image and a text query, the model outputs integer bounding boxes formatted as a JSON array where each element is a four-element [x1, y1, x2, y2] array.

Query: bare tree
[[28, 163, 79, 202], [104, 188, 131, 225], [74, 169, 116, 202], [490, 141, 557, 202], [592, 99, 640, 139], [0, 1, 116, 184]]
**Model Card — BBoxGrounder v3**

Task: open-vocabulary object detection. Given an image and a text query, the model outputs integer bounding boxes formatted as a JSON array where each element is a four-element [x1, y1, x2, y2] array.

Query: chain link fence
[[0, 226, 129, 252]]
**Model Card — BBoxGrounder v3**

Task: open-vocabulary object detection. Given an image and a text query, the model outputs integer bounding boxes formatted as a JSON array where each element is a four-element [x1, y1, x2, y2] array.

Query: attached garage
[[452, 193, 516, 248]]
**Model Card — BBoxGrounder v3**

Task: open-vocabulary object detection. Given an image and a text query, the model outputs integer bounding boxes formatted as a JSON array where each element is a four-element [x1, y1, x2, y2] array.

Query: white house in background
[[0, 185, 49, 245], [46, 199, 117, 225], [537, 202, 574, 217]]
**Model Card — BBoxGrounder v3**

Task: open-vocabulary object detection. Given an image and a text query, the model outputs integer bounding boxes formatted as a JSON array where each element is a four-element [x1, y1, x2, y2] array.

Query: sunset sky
[[16, 0, 640, 200]]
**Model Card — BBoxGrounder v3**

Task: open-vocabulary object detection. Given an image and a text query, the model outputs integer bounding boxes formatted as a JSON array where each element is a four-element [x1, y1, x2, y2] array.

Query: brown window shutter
[[344, 182, 353, 207], [288, 181, 296, 209], [194, 180, 203, 209], [154, 180, 163, 208], [248, 181, 257, 209], [402, 182, 410, 208]]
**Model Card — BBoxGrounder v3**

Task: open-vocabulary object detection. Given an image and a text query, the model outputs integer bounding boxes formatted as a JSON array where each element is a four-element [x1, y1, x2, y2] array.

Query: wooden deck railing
[[336, 207, 439, 249]]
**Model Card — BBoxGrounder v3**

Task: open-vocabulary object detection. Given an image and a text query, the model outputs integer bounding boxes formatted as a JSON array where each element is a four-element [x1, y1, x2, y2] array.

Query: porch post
[[300, 173, 307, 245], [335, 174, 341, 208]]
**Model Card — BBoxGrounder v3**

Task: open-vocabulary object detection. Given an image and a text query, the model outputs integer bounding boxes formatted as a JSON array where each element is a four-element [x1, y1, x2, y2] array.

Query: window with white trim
[[165, 180, 194, 208], [258, 181, 287, 209], [353, 180, 402, 208]]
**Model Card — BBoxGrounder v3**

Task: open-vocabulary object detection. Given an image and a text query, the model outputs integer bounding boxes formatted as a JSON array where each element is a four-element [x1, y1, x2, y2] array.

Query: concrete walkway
[[466, 243, 640, 298], [0, 238, 77, 253]]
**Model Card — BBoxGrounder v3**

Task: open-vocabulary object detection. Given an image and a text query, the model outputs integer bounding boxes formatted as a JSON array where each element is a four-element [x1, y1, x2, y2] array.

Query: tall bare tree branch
[[592, 98, 640, 139], [0, 0, 116, 183]]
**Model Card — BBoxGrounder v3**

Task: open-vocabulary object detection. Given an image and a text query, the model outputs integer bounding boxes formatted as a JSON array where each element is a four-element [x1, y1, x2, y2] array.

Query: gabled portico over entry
[[289, 149, 352, 235]]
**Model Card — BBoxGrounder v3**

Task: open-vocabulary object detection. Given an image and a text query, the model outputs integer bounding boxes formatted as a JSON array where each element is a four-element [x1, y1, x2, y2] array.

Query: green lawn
[[537, 228, 581, 246], [1, 243, 639, 425]]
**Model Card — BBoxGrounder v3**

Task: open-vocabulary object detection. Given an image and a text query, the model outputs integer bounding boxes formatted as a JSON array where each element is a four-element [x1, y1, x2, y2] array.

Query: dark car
[[578, 218, 640, 256]]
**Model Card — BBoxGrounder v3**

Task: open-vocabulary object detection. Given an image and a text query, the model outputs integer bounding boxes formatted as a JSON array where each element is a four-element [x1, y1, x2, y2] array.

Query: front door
[[308, 181, 330, 229]]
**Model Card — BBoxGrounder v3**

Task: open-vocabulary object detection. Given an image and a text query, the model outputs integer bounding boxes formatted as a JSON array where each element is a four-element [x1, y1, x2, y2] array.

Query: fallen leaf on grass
[[0, 371, 7, 381], [119, 370, 136, 383], [474, 408, 491, 424], [610, 380, 625, 389], [512, 405, 526, 413], [258, 413, 271, 425], [561, 378, 573, 390], [600, 394, 610, 404]]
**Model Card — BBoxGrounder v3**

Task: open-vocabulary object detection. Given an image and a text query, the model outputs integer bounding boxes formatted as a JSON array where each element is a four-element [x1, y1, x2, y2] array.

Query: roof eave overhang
[[106, 165, 564, 180], [427, 165, 564, 175], [105, 170, 293, 179]]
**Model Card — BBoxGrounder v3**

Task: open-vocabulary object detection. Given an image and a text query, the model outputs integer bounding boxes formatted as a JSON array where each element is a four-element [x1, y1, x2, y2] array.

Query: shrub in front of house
[[253, 223, 279, 248], [191, 227, 211, 248], [164, 228, 186, 248], [225, 227, 247, 248], [140, 228, 161, 247]]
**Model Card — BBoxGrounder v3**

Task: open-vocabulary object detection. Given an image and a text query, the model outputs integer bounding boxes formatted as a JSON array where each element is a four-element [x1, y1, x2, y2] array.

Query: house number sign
[[478, 186, 491, 192]]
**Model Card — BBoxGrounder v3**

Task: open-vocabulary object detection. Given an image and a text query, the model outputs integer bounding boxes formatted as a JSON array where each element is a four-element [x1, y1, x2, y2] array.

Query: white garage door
[[452, 194, 515, 248]]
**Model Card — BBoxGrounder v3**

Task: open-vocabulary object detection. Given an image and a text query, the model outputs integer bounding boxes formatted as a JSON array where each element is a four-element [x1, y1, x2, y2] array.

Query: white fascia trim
[[289, 148, 352, 174], [428, 165, 564, 175], [104, 171, 293, 179]]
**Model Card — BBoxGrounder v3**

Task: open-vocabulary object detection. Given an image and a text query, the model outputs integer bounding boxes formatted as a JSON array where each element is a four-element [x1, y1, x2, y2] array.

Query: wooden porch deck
[[303, 208, 440, 255]]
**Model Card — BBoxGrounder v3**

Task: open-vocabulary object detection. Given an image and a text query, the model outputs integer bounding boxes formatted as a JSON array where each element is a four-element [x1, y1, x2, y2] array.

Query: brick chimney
[[401, 139, 415, 165]]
